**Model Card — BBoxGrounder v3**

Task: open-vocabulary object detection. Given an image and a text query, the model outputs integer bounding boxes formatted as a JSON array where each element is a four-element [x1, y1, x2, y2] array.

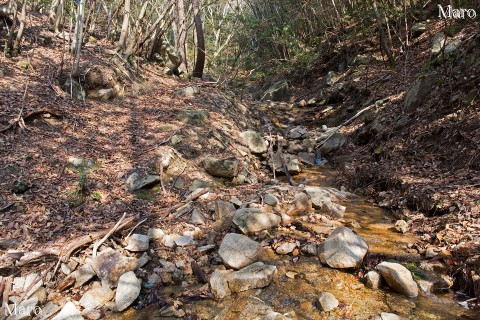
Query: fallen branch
[[162, 188, 209, 219], [0, 108, 63, 134], [92, 212, 127, 258], [15, 248, 60, 267]]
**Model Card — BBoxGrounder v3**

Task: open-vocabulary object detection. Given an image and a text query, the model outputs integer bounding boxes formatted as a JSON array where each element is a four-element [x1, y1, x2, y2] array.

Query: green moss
[[405, 262, 426, 281]]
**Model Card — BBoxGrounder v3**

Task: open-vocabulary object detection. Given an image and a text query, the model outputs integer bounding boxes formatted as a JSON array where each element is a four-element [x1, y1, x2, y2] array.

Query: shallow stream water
[[108, 167, 479, 319]]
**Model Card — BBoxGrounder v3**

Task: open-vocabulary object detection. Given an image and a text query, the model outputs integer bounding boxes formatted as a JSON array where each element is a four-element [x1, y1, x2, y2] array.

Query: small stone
[[263, 193, 278, 206], [125, 234, 150, 252], [61, 263, 74, 275], [233, 208, 281, 234], [90, 249, 138, 287], [174, 236, 193, 247], [318, 227, 368, 269], [395, 220, 408, 233], [316, 292, 339, 311], [227, 262, 277, 293], [380, 312, 401, 320], [82, 309, 101, 320], [148, 273, 161, 285], [286, 271, 297, 279], [52, 301, 83, 320], [137, 253, 150, 269], [73, 263, 96, 287], [147, 228, 165, 240], [79, 287, 114, 309], [115, 271, 141, 312], [240, 131, 268, 154], [365, 270, 382, 289], [275, 242, 297, 255], [190, 208, 206, 225], [162, 234, 179, 248]]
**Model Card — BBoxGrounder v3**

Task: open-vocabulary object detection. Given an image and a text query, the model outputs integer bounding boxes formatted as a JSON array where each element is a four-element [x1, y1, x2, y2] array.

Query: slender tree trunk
[[192, 0, 205, 78], [372, 0, 395, 67], [73, 0, 86, 77], [176, 0, 188, 71], [117, 0, 130, 52], [13, 0, 27, 56], [5, 0, 17, 57]]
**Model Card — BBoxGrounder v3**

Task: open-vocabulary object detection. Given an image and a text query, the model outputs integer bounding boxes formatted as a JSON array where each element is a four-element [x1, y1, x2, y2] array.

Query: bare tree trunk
[[13, 0, 27, 56], [192, 0, 205, 78], [372, 0, 395, 67], [5, 0, 17, 57], [117, 0, 130, 52], [176, 0, 188, 71], [73, 0, 86, 77]]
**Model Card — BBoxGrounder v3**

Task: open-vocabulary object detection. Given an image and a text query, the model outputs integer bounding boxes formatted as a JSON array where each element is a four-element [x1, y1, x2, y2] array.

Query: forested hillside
[[0, 0, 479, 319]]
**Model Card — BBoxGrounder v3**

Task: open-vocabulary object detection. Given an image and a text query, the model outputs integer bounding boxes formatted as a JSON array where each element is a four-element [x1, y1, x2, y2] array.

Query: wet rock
[[233, 208, 281, 234], [91, 249, 138, 287], [275, 242, 297, 255], [218, 233, 262, 269], [319, 132, 346, 155], [126, 173, 160, 191], [52, 301, 83, 320], [395, 220, 408, 234], [319, 227, 368, 268], [365, 270, 382, 289], [262, 81, 288, 101], [190, 208, 206, 225], [79, 287, 114, 310], [376, 262, 418, 297], [178, 108, 208, 126], [216, 296, 295, 320], [240, 131, 268, 154], [263, 193, 278, 206], [315, 292, 339, 311], [287, 193, 312, 216], [203, 157, 239, 178], [147, 228, 165, 240], [227, 262, 277, 293], [432, 275, 453, 293], [115, 271, 141, 311], [125, 234, 149, 252]]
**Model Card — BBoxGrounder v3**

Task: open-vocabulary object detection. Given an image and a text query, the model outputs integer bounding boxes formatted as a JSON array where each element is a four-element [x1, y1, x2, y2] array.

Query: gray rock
[[125, 234, 149, 252], [411, 22, 426, 37], [147, 228, 165, 240], [137, 253, 150, 269], [353, 54, 375, 66], [240, 131, 268, 154], [203, 157, 239, 178], [126, 173, 160, 191], [431, 33, 461, 55], [319, 132, 346, 155], [189, 179, 212, 191], [287, 193, 312, 216], [79, 287, 114, 310], [218, 233, 262, 269], [275, 242, 296, 255], [62, 78, 85, 101], [52, 301, 84, 320], [88, 88, 114, 100], [174, 236, 193, 246], [178, 108, 209, 126], [286, 157, 301, 174], [298, 152, 316, 164], [316, 292, 338, 311], [262, 81, 288, 101], [148, 273, 161, 285], [233, 208, 281, 234], [61, 263, 73, 275], [209, 262, 277, 299], [404, 74, 437, 110], [73, 263, 96, 287], [190, 208, 206, 225], [13, 273, 43, 298], [395, 220, 408, 233], [376, 262, 418, 297], [289, 126, 307, 139], [115, 271, 141, 311], [227, 262, 277, 293], [380, 312, 401, 320], [263, 193, 278, 206], [176, 86, 199, 97], [67, 157, 84, 167], [319, 227, 368, 268], [90, 249, 138, 287], [365, 270, 382, 289], [304, 186, 346, 218], [82, 309, 102, 320], [215, 200, 236, 220]]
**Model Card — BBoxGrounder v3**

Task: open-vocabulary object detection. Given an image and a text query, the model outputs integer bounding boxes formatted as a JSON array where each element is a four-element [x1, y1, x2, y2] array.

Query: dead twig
[[92, 212, 127, 257], [162, 188, 210, 219]]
